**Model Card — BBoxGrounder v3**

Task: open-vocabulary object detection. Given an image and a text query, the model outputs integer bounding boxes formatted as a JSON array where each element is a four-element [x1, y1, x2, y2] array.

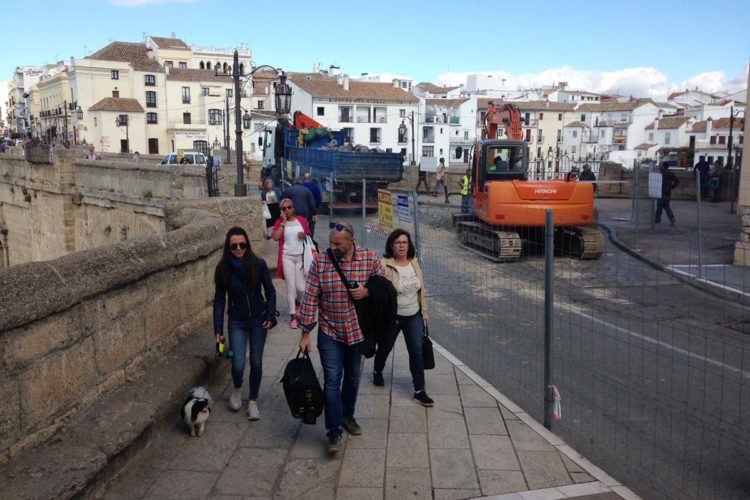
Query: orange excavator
[[455, 102, 603, 262]]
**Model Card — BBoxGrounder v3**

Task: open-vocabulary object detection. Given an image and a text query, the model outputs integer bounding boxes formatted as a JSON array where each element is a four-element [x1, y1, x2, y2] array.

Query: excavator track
[[456, 221, 522, 263], [554, 225, 605, 260]]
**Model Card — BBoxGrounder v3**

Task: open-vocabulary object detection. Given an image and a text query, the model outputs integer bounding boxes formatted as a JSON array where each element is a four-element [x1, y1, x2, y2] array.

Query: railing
[[24, 142, 53, 164], [339, 117, 352, 123], [594, 118, 632, 127], [422, 136, 435, 144], [356, 117, 370, 123]]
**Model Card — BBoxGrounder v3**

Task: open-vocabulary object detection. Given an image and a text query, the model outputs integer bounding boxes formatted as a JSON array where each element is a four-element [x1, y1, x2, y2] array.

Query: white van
[[160, 151, 207, 166]]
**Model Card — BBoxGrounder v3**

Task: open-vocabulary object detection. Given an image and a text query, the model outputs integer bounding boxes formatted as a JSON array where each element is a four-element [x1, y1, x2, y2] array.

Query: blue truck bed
[[284, 129, 404, 183]]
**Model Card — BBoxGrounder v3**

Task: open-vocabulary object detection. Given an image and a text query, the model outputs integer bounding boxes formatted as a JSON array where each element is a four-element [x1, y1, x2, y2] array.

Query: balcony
[[339, 116, 352, 123], [356, 116, 370, 123], [422, 135, 435, 144], [182, 98, 191, 104], [524, 118, 538, 127], [594, 118, 632, 127], [374, 117, 387, 123], [613, 135, 627, 144]]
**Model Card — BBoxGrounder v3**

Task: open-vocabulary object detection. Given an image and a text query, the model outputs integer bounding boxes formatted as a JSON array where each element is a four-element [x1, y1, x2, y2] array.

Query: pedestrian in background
[[297, 220, 384, 455], [415, 163, 431, 194], [433, 157, 449, 203], [282, 178, 318, 237], [131, 151, 141, 163], [693, 156, 710, 199], [213, 227, 277, 420], [458, 169, 471, 214], [373, 229, 434, 407], [655, 163, 679, 226], [272, 199, 312, 329], [708, 161, 723, 203], [261, 179, 282, 239], [579, 163, 596, 192], [303, 172, 322, 236]]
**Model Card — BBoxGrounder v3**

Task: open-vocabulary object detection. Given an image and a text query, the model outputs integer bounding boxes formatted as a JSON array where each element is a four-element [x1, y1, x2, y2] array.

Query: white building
[[689, 117, 745, 167], [413, 82, 463, 99], [287, 72, 419, 162], [644, 116, 693, 149]]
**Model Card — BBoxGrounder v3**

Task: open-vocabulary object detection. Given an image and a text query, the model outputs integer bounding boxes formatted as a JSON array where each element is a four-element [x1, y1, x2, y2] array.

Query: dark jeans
[[433, 180, 449, 202], [228, 320, 267, 400], [461, 195, 472, 214], [415, 176, 430, 193], [654, 197, 675, 224], [308, 217, 316, 238], [373, 312, 425, 392], [318, 331, 361, 435]]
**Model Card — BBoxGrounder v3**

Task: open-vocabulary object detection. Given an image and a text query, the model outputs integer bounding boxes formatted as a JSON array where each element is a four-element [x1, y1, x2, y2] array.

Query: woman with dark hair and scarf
[[213, 227, 277, 420]]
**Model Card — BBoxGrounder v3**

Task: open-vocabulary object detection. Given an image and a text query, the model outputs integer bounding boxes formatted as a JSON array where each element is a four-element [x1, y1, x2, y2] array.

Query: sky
[[2, 0, 749, 100]]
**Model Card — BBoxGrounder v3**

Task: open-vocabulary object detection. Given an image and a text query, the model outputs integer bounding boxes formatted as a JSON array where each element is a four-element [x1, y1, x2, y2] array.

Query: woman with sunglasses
[[213, 227, 277, 420], [373, 229, 434, 407], [272, 199, 312, 329]]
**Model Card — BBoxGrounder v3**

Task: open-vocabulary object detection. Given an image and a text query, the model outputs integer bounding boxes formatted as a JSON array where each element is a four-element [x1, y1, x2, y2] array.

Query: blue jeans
[[317, 331, 361, 435], [461, 195, 472, 214], [373, 312, 425, 392], [228, 320, 267, 400]]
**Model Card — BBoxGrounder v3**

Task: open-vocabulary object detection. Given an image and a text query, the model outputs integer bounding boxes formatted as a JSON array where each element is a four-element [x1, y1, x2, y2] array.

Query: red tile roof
[[691, 121, 707, 133], [87, 42, 164, 73], [425, 98, 469, 107], [477, 98, 574, 111], [564, 121, 587, 128], [149, 36, 190, 50], [416, 82, 461, 94], [290, 73, 418, 102], [645, 117, 690, 130], [89, 97, 144, 113], [576, 101, 647, 112], [635, 143, 657, 150], [709, 117, 744, 130]]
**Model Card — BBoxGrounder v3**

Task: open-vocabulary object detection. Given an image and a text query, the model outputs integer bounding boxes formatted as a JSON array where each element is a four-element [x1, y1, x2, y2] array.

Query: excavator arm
[[484, 103, 523, 140]]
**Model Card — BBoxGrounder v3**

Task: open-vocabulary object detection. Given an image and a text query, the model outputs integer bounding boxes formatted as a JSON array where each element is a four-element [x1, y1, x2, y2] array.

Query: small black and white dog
[[181, 386, 213, 437]]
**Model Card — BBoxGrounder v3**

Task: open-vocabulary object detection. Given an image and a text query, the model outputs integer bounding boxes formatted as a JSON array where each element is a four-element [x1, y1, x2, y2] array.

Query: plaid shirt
[[298, 245, 384, 345]]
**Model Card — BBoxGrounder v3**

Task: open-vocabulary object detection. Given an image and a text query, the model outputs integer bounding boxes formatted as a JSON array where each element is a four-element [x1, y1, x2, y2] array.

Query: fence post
[[362, 178, 367, 249], [329, 172, 334, 222], [634, 161, 640, 249], [544, 209, 555, 430], [411, 189, 423, 266], [697, 172, 703, 278]]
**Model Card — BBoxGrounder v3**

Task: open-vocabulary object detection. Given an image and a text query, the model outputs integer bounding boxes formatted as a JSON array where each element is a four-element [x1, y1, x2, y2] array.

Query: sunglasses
[[281, 205, 293, 211], [329, 223, 354, 236], [230, 242, 248, 250]]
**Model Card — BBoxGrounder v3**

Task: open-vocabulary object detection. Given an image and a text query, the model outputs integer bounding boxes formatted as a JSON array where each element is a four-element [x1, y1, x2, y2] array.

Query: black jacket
[[356, 275, 398, 358], [213, 258, 276, 333], [661, 170, 679, 197]]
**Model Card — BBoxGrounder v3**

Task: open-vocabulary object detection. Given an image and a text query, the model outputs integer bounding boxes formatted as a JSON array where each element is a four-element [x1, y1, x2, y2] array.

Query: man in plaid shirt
[[298, 220, 383, 455]]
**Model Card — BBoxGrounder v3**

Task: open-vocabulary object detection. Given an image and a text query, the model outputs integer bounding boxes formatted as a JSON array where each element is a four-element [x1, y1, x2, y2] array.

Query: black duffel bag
[[280, 350, 324, 425]]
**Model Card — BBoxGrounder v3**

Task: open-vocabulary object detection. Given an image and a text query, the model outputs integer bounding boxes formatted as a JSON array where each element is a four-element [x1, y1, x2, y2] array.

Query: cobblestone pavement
[[103, 283, 632, 500]]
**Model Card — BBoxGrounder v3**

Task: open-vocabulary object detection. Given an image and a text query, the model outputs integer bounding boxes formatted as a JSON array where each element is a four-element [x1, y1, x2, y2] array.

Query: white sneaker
[[247, 400, 260, 421], [229, 388, 242, 411]]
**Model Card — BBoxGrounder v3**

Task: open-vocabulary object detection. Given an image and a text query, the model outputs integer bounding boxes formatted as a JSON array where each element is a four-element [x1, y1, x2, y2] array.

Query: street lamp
[[216, 51, 291, 196], [400, 112, 417, 184]]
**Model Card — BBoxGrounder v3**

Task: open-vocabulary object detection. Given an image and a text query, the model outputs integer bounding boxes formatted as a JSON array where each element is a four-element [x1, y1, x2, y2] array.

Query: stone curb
[[431, 340, 641, 500], [598, 222, 748, 304], [0, 327, 223, 500]]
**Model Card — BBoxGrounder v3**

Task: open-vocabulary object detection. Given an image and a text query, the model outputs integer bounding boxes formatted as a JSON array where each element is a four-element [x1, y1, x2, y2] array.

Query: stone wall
[[0, 197, 264, 463], [0, 146, 210, 267]]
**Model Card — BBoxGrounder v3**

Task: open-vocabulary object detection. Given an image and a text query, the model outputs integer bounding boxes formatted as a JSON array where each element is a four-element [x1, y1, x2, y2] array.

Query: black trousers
[[655, 197, 674, 223]]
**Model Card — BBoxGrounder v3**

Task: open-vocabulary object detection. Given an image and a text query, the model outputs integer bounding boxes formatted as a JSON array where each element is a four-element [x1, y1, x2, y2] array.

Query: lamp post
[[217, 52, 292, 196], [399, 110, 417, 183]]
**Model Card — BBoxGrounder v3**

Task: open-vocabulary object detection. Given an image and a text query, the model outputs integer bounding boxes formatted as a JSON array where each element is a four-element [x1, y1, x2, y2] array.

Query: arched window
[[199, 61, 205, 70], [239, 63, 244, 75], [223, 62, 228, 74]]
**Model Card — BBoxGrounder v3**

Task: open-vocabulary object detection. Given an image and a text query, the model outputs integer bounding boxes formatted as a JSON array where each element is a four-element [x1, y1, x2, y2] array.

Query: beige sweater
[[381, 257, 429, 320]]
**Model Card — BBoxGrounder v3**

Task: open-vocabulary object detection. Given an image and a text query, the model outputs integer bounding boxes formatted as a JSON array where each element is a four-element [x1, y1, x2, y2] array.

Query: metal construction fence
[[319, 170, 750, 500]]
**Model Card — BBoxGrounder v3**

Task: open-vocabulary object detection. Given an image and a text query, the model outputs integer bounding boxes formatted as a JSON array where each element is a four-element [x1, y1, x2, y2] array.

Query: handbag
[[261, 202, 272, 220], [302, 236, 318, 274], [422, 326, 435, 370], [280, 350, 324, 425]]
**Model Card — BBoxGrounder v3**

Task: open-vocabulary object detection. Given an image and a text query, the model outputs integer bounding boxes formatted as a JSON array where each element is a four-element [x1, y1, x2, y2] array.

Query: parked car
[[159, 151, 206, 166]]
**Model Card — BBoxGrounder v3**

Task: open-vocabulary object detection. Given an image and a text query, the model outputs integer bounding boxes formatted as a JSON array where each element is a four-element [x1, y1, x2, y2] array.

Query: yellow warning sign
[[378, 189, 394, 232]]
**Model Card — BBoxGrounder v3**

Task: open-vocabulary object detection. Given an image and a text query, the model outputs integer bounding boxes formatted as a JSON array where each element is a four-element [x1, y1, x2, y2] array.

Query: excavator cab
[[475, 140, 528, 188]]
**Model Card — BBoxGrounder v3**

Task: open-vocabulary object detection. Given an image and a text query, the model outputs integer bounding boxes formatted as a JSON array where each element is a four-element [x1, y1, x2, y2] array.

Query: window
[[117, 114, 128, 126], [556, 130, 561, 142], [179, 62, 187, 69], [339, 106, 352, 123], [580, 114, 586, 122], [573, 130, 578, 138], [226, 89, 233, 97], [183, 112, 191, 124], [719, 136, 726, 145], [148, 138, 159, 155], [464, 130, 469, 140], [665, 132, 671, 145], [94, 117, 97, 127], [146, 91, 156, 108], [145, 74, 156, 86], [369, 128, 381, 143], [147, 112, 157, 124], [201, 87, 210, 96], [558, 113, 562, 121], [343, 128, 354, 143], [181, 87, 190, 104], [209, 109, 223, 125], [164, 61, 173, 69], [400, 148, 407, 159], [112, 90, 120, 98], [710, 136, 717, 145], [399, 109, 406, 118], [525, 129, 532, 142], [537, 130, 543, 142], [422, 146, 434, 157], [524, 112, 530, 124], [539, 112, 544, 120], [536, 146, 542, 158], [111, 70, 119, 80], [316, 106, 325, 116], [648, 132, 654, 141], [620, 113, 627, 122], [256, 101, 264, 110], [572, 145, 577, 154], [600, 130, 605, 137]]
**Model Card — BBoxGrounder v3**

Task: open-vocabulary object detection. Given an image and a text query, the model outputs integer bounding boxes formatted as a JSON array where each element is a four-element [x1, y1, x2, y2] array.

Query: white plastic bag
[[261, 202, 271, 220], [302, 236, 317, 274]]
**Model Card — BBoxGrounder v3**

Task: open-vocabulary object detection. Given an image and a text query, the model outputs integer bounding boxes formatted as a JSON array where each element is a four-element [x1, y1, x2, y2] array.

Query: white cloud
[[436, 65, 747, 101], [110, 0, 197, 6]]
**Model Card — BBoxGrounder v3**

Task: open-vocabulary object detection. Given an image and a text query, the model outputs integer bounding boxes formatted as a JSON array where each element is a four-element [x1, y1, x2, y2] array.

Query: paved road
[[410, 206, 750, 500]]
